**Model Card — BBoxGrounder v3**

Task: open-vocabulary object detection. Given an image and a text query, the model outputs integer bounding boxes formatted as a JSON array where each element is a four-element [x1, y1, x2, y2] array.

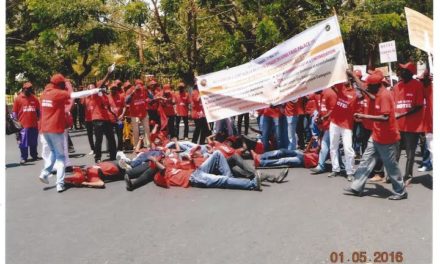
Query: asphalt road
[[5, 125, 432, 264]]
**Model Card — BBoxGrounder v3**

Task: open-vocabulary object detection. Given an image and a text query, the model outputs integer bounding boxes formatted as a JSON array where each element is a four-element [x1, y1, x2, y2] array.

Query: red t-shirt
[[423, 83, 433, 133], [12, 93, 40, 128], [393, 79, 424, 132], [159, 156, 197, 187], [40, 85, 71, 133], [90, 94, 113, 121], [211, 141, 236, 158], [84, 97, 94, 122], [318, 88, 337, 131], [330, 84, 357, 129], [191, 90, 205, 119], [109, 92, 125, 116], [305, 96, 318, 115], [284, 101, 299, 116], [362, 97, 374, 131], [261, 107, 282, 118], [175, 91, 190, 117], [372, 88, 400, 144], [161, 91, 176, 116], [127, 87, 148, 118]]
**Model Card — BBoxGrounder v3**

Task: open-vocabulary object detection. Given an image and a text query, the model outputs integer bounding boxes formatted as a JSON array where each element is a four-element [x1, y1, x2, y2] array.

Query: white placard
[[379, 40, 397, 63]]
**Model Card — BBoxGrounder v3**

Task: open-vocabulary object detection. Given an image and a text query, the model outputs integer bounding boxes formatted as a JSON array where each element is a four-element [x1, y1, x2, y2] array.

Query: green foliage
[[5, 0, 433, 93]]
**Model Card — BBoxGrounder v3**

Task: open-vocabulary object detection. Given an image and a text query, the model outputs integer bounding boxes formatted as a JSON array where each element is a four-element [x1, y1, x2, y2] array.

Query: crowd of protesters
[[9, 61, 432, 199]]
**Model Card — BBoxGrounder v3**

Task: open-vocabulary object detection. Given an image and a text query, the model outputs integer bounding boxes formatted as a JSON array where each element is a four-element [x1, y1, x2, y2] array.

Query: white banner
[[196, 16, 348, 122], [379, 40, 397, 63], [404, 7, 433, 54]]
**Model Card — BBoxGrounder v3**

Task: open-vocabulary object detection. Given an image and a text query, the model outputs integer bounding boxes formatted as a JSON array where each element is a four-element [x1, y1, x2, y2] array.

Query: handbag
[[6, 114, 23, 135]]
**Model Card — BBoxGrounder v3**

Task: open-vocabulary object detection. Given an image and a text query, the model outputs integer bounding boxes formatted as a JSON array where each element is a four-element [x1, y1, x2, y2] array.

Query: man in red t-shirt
[[328, 81, 357, 180], [310, 88, 337, 174], [83, 84, 96, 154], [419, 70, 433, 172], [125, 80, 151, 148], [109, 84, 125, 151], [174, 82, 190, 140], [39, 74, 71, 192], [393, 62, 424, 184], [191, 85, 210, 144], [12, 82, 41, 164], [161, 84, 176, 138], [344, 70, 407, 200], [89, 84, 117, 163]]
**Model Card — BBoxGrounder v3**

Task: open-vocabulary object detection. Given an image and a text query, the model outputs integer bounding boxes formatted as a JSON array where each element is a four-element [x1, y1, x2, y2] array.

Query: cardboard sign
[[405, 7, 433, 53], [379, 41, 397, 63]]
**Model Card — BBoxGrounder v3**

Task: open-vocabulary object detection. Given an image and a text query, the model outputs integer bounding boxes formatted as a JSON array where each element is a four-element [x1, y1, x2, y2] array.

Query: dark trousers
[[126, 163, 158, 190], [67, 134, 74, 148], [175, 116, 189, 139], [85, 121, 95, 151], [192, 117, 210, 144], [237, 113, 249, 135], [148, 110, 160, 129], [397, 131, 421, 179], [227, 154, 255, 179], [167, 115, 176, 138], [113, 123, 123, 151], [296, 115, 306, 149], [93, 120, 116, 161]]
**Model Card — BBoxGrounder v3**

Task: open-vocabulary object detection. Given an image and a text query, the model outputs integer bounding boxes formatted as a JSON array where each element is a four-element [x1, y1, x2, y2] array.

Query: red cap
[[148, 80, 158, 87], [114, 79, 122, 85], [23, 82, 33, 89], [135, 79, 144, 86], [50, 74, 66, 86], [365, 70, 384, 85], [354, 70, 362, 78], [399, 62, 417, 75]]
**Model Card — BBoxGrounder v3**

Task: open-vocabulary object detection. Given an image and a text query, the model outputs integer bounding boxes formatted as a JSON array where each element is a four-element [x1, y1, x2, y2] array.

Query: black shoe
[[68, 147, 76, 153], [125, 174, 133, 191], [343, 187, 362, 197], [310, 167, 325, 174], [30, 157, 42, 161], [328, 171, 341, 178], [20, 159, 27, 165], [276, 168, 289, 183], [388, 192, 408, 200], [65, 166, 73, 173]]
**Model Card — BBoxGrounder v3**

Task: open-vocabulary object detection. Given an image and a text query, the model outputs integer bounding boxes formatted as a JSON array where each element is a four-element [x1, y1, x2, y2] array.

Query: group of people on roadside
[[10, 61, 432, 199]]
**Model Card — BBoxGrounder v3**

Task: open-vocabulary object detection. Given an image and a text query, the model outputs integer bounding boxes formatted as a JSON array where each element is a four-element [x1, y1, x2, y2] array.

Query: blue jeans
[[41, 133, 65, 187], [165, 141, 208, 156], [131, 150, 164, 167], [286, 116, 299, 150], [351, 138, 406, 196], [260, 149, 304, 167], [422, 140, 433, 169], [316, 130, 330, 171], [260, 116, 281, 151], [190, 151, 257, 190]]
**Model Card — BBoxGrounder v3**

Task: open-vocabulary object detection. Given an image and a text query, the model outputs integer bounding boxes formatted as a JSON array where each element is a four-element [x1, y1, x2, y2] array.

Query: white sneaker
[[57, 184, 66, 193], [88, 150, 94, 155], [116, 151, 125, 160], [39, 174, 49, 184], [118, 159, 132, 170], [418, 166, 431, 172]]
